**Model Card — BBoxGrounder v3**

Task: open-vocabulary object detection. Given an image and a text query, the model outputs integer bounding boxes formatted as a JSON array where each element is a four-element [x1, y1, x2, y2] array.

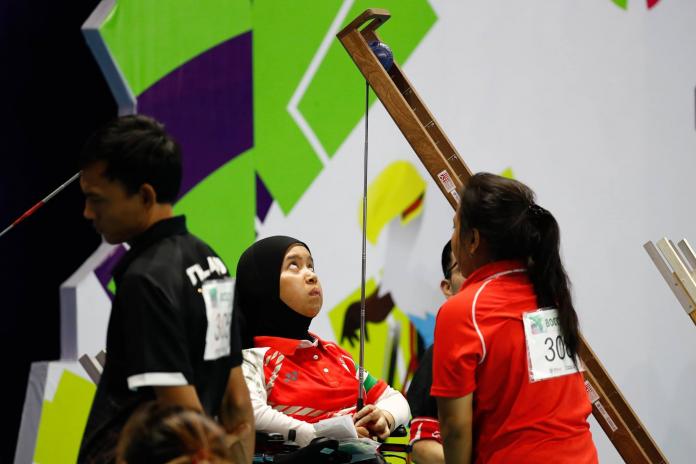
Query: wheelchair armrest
[[273, 437, 349, 463], [390, 424, 407, 438], [255, 431, 300, 455], [256, 431, 285, 444]]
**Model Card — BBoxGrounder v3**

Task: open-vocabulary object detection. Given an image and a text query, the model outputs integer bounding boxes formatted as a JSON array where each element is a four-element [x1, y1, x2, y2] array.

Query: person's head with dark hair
[[79, 115, 182, 244], [452, 172, 579, 358], [439, 240, 465, 299], [234, 236, 323, 348], [116, 402, 234, 464]]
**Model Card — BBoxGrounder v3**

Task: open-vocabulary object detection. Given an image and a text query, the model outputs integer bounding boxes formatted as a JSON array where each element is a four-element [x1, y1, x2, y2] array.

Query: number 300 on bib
[[523, 309, 580, 382]]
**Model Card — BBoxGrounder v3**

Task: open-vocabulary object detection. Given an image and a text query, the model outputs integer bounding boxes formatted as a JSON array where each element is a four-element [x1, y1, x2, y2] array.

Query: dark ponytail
[[458, 173, 580, 359], [526, 205, 579, 359]]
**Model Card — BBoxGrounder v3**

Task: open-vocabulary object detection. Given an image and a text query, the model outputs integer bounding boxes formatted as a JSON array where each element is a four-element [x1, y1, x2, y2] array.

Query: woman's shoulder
[[315, 336, 355, 363], [446, 272, 534, 314], [316, 336, 345, 352], [437, 277, 522, 329], [242, 346, 272, 366], [438, 286, 478, 320]]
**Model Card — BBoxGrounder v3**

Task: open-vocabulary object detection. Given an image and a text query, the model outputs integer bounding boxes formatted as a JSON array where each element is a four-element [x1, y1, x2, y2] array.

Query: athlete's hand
[[353, 405, 394, 441], [355, 425, 370, 438]]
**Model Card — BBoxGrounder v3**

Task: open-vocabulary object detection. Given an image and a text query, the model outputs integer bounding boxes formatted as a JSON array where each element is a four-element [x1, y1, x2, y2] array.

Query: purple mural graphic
[[95, 32, 255, 291], [94, 244, 128, 298], [138, 31, 254, 197], [256, 173, 273, 222]]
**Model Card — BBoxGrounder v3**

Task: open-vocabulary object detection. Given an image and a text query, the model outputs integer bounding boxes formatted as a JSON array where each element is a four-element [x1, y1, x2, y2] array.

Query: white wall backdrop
[[265, 1, 696, 462], [18, 2, 695, 462]]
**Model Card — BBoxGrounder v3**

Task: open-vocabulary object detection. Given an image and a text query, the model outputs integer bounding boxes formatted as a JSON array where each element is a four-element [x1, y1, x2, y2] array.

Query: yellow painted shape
[[383, 433, 411, 464], [329, 282, 416, 463], [359, 161, 426, 245], [328, 280, 418, 391], [34, 370, 96, 463], [500, 167, 515, 179], [328, 278, 378, 371]]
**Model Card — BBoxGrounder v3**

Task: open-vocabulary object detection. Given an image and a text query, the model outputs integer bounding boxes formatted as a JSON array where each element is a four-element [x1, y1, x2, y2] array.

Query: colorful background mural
[[16, 1, 439, 461], [11, 1, 696, 463], [611, 0, 662, 10]]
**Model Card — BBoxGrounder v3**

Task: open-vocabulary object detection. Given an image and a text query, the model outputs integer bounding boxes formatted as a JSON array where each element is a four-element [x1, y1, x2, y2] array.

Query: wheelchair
[[253, 425, 411, 463]]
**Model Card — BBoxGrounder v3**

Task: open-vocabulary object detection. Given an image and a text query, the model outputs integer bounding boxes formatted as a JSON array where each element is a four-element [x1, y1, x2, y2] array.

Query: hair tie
[[528, 204, 546, 218]]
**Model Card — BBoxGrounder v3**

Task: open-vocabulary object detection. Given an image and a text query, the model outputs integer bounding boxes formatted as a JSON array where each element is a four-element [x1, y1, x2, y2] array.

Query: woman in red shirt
[[234, 236, 410, 446], [431, 173, 597, 464]]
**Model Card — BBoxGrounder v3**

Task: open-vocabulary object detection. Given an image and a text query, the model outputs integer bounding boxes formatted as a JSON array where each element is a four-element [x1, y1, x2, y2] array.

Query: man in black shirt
[[407, 240, 464, 464], [77, 115, 254, 463]]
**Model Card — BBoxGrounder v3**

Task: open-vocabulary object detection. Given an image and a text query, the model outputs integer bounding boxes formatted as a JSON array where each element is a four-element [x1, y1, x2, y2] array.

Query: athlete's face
[[80, 161, 149, 244], [279, 245, 323, 318], [451, 210, 481, 278], [440, 249, 465, 298], [451, 212, 464, 274]]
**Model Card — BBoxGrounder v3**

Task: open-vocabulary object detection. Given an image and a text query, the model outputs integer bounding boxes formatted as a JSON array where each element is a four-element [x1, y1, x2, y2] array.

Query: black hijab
[[235, 235, 314, 348]]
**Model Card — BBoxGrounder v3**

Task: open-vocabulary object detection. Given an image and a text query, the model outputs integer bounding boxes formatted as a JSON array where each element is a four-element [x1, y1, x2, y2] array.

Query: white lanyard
[[201, 278, 235, 361]]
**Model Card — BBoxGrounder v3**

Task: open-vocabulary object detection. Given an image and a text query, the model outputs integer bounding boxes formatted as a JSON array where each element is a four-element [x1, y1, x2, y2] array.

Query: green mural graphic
[[97, 0, 437, 270], [34, 370, 96, 463], [100, 0, 252, 95], [30, 1, 437, 459], [611, 0, 662, 10], [248, 0, 339, 214], [251, 0, 437, 213], [299, 0, 437, 158], [174, 152, 256, 277], [178, 0, 436, 266]]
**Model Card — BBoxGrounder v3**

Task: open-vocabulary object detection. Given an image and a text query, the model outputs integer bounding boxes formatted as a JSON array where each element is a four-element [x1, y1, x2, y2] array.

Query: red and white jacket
[[409, 417, 441, 445], [242, 334, 410, 446]]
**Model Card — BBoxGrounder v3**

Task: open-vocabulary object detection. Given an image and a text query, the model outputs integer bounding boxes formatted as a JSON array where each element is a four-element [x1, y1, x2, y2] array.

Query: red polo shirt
[[254, 334, 388, 422], [431, 261, 597, 464]]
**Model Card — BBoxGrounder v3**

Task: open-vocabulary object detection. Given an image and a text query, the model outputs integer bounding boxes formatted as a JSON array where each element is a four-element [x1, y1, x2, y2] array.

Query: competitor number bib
[[523, 308, 580, 382], [201, 278, 234, 361]]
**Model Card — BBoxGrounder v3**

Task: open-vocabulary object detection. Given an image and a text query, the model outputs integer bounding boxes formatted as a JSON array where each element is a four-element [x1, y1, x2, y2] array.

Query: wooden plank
[[657, 239, 696, 308], [644, 241, 696, 315], [337, 9, 669, 464], [78, 354, 102, 384], [337, 10, 470, 208], [677, 239, 696, 272], [655, 238, 696, 327], [579, 340, 665, 463], [95, 350, 107, 368]]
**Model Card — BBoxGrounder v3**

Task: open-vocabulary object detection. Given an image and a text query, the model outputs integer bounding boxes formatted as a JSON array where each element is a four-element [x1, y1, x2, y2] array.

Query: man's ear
[[140, 183, 157, 207], [440, 279, 452, 298]]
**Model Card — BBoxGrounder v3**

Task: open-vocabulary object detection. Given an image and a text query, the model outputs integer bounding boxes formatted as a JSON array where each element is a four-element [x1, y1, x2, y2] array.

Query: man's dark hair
[[441, 240, 454, 279], [79, 114, 182, 203]]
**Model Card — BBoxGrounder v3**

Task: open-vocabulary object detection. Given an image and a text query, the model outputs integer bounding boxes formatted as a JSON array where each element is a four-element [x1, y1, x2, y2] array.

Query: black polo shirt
[[407, 345, 437, 419], [79, 216, 242, 463]]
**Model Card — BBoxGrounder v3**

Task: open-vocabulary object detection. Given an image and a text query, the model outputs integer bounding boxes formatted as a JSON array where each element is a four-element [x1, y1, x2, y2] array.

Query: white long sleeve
[[242, 343, 411, 444], [374, 383, 411, 432], [242, 348, 317, 446]]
